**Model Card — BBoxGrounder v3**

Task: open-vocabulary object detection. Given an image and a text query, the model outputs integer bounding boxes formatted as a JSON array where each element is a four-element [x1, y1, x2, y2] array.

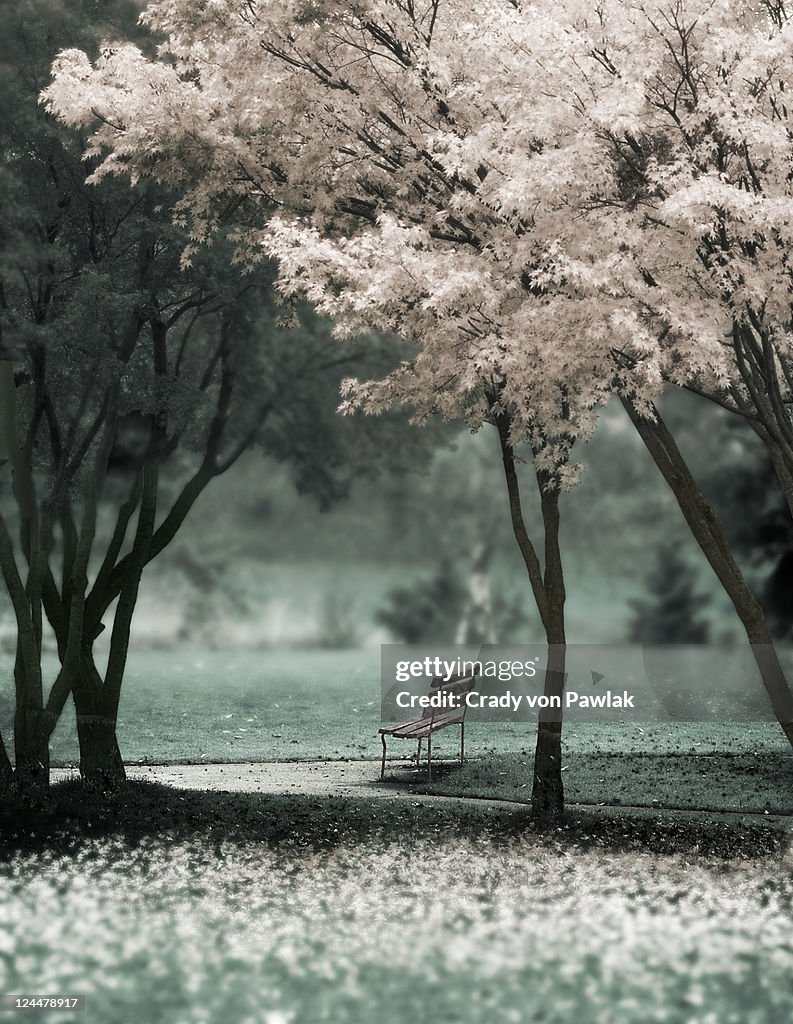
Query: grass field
[[2, 647, 791, 815], [2, 648, 784, 765], [0, 782, 790, 1024], [415, 751, 793, 814]]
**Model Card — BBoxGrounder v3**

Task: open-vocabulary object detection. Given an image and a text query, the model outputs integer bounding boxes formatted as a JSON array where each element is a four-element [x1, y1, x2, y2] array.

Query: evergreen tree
[[628, 544, 711, 645]]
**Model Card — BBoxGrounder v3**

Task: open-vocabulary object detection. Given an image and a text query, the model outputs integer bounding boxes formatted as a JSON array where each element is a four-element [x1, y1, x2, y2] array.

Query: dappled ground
[[0, 783, 790, 1024]]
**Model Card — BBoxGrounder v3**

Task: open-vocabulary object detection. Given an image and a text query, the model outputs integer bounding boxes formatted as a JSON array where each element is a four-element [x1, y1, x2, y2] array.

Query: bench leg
[[427, 731, 432, 782], [381, 734, 387, 780], [460, 721, 465, 765], [416, 737, 422, 766]]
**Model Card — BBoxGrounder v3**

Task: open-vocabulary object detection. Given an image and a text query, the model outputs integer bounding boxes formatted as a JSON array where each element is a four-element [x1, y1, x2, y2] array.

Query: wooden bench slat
[[389, 713, 464, 739], [430, 671, 477, 688], [378, 718, 424, 735], [379, 709, 465, 737]]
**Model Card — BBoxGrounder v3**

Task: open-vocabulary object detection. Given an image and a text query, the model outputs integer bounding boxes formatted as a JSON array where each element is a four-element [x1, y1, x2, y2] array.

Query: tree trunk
[[73, 458, 156, 794], [0, 510, 50, 800], [532, 642, 566, 818], [75, 712, 126, 793], [623, 397, 793, 748], [0, 731, 14, 798], [531, 470, 567, 820], [494, 416, 567, 820], [13, 709, 50, 801], [742, 639, 793, 750], [73, 660, 126, 793], [13, 652, 50, 801]]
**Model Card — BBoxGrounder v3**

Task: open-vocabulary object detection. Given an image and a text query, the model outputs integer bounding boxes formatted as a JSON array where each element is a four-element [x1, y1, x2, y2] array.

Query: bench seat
[[378, 672, 477, 780], [381, 710, 465, 739]]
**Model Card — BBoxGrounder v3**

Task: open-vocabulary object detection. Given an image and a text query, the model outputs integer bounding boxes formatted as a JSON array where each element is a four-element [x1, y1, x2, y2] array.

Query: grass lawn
[[7, 648, 786, 767], [1, 648, 790, 815], [0, 782, 790, 1024], [415, 751, 793, 814]]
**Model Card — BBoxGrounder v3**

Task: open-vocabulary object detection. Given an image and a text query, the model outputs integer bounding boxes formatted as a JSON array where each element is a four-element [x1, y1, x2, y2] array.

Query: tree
[[40, 0, 793, 807], [0, 0, 158, 798], [1, 188, 307, 797], [46, 0, 613, 818], [532, 0, 793, 744], [0, 0, 421, 799]]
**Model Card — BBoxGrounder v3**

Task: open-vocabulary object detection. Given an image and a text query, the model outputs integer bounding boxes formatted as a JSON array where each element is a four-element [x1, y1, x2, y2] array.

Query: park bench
[[379, 671, 478, 781]]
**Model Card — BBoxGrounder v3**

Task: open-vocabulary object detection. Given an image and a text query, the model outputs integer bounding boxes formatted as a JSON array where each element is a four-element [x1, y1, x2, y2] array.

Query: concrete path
[[52, 760, 497, 805]]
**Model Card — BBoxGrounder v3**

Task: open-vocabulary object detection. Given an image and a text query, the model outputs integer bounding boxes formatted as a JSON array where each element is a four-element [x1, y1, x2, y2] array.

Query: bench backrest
[[421, 672, 477, 719]]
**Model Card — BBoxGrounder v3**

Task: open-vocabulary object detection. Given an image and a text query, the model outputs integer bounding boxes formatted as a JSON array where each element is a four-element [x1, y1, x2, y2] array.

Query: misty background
[[0, 389, 774, 657]]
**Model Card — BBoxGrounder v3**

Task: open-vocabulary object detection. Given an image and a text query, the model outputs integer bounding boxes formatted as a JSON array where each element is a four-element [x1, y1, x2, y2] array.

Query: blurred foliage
[[137, 397, 738, 647], [374, 559, 466, 644], [627, 542, 712, 645], [374, 557, 530, 644], [313, 590, 361, 650], [706, 453, 793, 640]]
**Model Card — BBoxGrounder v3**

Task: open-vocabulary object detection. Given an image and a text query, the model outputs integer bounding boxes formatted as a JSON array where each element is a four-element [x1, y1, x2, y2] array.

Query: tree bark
[[12, 647, 50, 801], [532, 642, 566, 818], [13, 719, 50, 800], [623, 396, 793, 749], [531, 472, 566, 819], [0, 730, 14, 798], [0, 512, 49, 798], [75, 713, 126, 793], [73, 657, 126, 793]]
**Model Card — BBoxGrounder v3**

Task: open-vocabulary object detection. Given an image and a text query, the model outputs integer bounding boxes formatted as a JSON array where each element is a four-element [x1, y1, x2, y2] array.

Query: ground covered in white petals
[[0, 786, 790, 1024]]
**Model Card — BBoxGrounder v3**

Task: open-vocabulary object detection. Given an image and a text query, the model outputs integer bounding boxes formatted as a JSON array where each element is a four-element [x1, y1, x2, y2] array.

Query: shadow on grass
[[417, 751, 793, 815], [0, 778, 786, 861]]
